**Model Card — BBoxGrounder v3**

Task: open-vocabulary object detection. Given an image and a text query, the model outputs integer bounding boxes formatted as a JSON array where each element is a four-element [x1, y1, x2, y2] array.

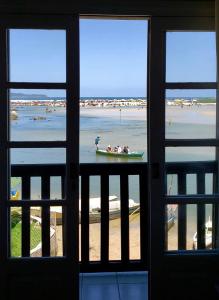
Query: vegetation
[[197, 97, 216, 103], [11, 210, 41, 257]]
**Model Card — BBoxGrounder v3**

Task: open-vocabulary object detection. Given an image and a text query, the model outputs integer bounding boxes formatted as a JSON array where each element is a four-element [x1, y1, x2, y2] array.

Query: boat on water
[[192, 217, 212, 250], [96, 149, 144, 158]]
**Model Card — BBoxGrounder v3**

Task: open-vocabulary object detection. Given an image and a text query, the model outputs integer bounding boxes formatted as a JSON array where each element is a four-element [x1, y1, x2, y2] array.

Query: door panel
[[0, 15, 79, 300]]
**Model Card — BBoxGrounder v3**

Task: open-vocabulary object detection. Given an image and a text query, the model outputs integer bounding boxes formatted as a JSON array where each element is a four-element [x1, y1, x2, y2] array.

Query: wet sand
[[81, 105, 216, 124]]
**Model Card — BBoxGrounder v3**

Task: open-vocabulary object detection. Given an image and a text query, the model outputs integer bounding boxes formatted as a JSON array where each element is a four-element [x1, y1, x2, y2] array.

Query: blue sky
[[9, 20, 216, 97]]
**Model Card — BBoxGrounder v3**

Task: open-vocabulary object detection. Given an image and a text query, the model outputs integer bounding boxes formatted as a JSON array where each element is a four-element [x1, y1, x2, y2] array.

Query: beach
[[10, 103, 216, 257]]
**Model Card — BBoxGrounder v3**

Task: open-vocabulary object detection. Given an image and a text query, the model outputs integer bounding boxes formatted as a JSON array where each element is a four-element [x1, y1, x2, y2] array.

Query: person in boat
[[123, 146, 128, 154], [117, 146, 122, 153], [106, 145, 112, 152], [95, 136, 100, 149]]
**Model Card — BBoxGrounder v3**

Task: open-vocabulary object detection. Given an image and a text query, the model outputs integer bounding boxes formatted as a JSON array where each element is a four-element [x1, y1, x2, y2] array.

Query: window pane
[[166, 32, 216, 82], [166, 204, 213, 251], [10, 148, 66, 200], [10, 29, 66, 82], [10, 89, 66, 141], [165, 147, 217, 196], [166, 147, 215, 162], [165, 90, 216, 139]]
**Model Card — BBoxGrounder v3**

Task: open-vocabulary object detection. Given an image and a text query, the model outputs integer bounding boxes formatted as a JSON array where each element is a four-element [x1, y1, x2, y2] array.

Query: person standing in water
[[95, 136, 101, 149]]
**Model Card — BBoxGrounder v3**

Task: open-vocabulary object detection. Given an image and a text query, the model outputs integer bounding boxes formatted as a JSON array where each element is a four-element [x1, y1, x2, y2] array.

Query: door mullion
[[0, 27, 9, 260], [66, 15, 80, 300], [148, 17, 166, 300]]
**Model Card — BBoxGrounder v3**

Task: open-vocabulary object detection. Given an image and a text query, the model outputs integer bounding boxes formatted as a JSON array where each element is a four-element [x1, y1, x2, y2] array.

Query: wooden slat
[[139, 171, 148, 265], [10, 160, 217, 178], [8, 199, 64, 207], [120, 174, 129, 263], [21, 176, 31, 257], [11, 164, 65, 177], [41, 175, 50, 256], [9, 141, 66, 148], [197, 173, 206, 249], [177, 172, 187, 250], [166, 161, 217, 174], [101, 174, 109, 263], [165, 82, 217, 90], [165, 195, 219, 205], [7, 81, 66, 89], [81, 175, 90, 263], [80, 162, 147, 176], [165, 139, 219, 147]]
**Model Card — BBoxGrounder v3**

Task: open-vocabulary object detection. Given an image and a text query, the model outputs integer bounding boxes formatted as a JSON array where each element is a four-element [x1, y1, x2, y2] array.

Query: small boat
[[79, 196, 140, 224], [96, 149, 144, 158], [192, 217, 212, 250], [31, 195, 140, 225], [11, 190, 19, 200]]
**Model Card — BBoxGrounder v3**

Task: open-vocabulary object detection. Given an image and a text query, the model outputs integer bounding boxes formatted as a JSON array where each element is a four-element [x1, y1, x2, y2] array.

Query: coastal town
[[10, 97, 215, 109]]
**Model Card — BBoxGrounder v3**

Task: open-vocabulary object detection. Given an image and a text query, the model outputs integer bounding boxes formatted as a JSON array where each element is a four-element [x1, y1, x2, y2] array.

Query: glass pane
[[10, 29, 66, 82], [80, 19, 147, 163], [109, 176, 121, 261], [129, 175, 140, 260], [10, 207, 22, 257], [167, 204, 214, 251], [166, 147, 215, 162], [165, 90, 216, 139], [186, 204, 197, 250], [89, 176, 100, 261], [166, 204, 178, 250], [165, 147, 216, 196], [166, 32, 216, 82], [10, 89, 66, 141], [50, 206, 63, 256], [30, 207, 42, 257], [10, 148, 66, 200]]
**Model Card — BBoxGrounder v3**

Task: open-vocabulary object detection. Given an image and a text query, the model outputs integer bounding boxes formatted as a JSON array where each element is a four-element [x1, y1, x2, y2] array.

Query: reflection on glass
[[165, 90, 216, 139], [166, 32, 216, 82], [10, 29, 66, 82], [10, 89, 66, 141]]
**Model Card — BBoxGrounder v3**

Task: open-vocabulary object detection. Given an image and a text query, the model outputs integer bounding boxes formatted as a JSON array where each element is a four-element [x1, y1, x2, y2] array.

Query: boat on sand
[[192, 217, 212, 249], [31, 195, 140, 224]]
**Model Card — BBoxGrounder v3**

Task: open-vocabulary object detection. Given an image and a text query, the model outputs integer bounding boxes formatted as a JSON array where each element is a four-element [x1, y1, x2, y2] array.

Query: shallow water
[[10, 104, 218, 249]]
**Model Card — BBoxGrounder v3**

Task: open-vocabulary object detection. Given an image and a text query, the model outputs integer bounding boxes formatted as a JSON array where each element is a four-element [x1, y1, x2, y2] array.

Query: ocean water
[[11, 106, 216, 227], [10, 105, 217, 197]]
